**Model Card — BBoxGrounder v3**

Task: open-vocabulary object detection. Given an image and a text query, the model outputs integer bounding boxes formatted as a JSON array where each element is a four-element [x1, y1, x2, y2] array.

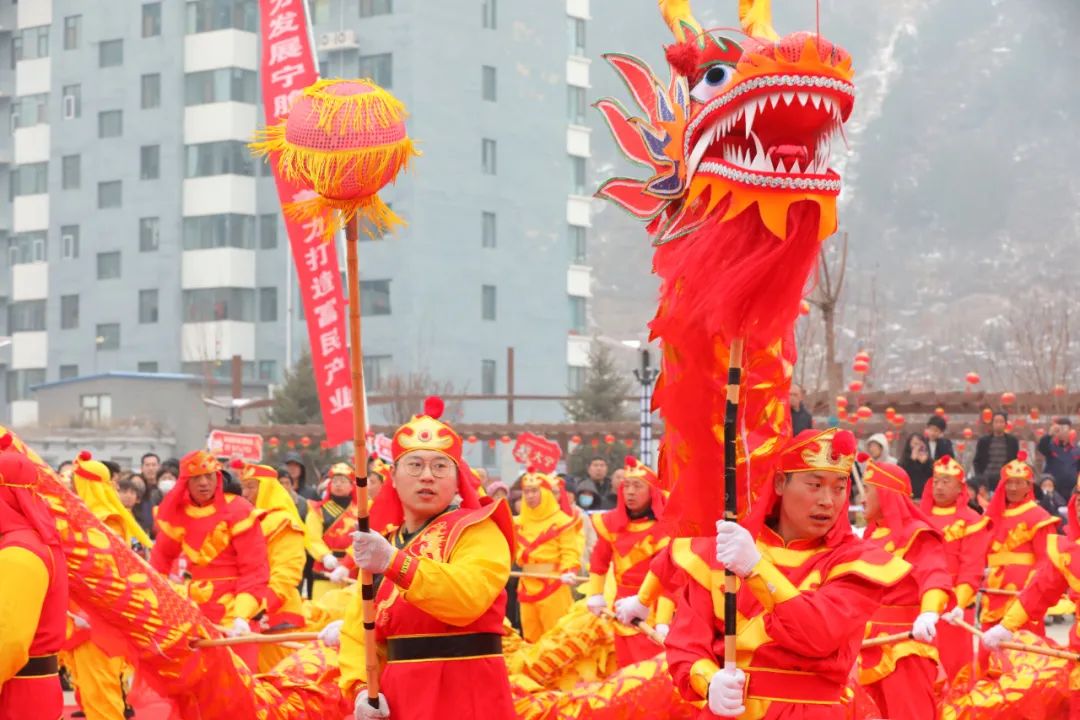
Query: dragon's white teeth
[[782, 91, 795, 105], [751, 131, 765, 165], [820, 96, 834, 114], [791, 159, 802, 174], [744, 102, 756, 137], [797, 91, 809, 105], [810, 93, 821, 110]]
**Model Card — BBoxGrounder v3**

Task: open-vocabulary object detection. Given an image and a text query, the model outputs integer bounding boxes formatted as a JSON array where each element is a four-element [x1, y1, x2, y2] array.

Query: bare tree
[[378, 372, 465, 426], [804, 232, 849, 398], [993, 292, 1078, 394]]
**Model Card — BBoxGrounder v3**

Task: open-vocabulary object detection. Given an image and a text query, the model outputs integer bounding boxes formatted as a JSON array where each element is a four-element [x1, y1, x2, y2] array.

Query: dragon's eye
[[691, 64, 734, 102]]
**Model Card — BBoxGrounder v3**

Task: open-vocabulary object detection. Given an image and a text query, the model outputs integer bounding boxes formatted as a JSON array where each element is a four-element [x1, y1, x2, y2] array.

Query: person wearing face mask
[[304, 462, 362, 600]]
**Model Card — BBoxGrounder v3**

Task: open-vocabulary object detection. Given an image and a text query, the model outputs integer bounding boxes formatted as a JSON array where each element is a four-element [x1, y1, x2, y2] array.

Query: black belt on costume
[[386, 633, 502, 662], [16, 654, 58, 677]]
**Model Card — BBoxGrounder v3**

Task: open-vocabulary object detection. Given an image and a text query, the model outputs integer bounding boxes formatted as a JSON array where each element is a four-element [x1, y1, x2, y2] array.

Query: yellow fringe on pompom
[[284, 193, 405, 243], [302, 77, 408, 135]]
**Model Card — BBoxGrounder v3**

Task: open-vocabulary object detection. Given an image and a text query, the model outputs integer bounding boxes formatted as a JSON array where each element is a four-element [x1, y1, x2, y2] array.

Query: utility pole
[[633, 348, 659, 466]]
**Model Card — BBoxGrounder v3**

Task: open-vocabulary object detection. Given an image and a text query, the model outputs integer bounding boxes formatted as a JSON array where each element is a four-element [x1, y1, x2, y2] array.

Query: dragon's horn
[[658, 0, 703, 42], [738, 0, 779, 40]]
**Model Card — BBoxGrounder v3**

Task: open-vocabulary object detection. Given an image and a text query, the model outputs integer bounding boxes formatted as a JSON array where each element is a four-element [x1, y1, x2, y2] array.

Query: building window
[[185, 141, 255, 177], [137, 361, 158, 374], [60, 364, 79, 379], [80, 393, 112, 423], [569, 225, 586, 263], [570, 156, 586, 194], [12, 93, 48, 128], [141, 73, 161, 109], [8, 232, 46, 265], [359, 0, 392, 17], [568, 86, 587, 124], [6, 370, 45, 402], [139, 290, 159, 323], [185, 0, 257, 34], [360, 280, 391, 316], [140, 145, 161, 180], [481, 211, 496, 248], [61, 226, 80, 260], [64, 16, 82, 50], [481, 284, 496, 320], [62, 84, 81, 119], [482, 0, 496, 29], [14, 26, 49, 61], [184, 68, 257, 105], [11, 163, 47, 197], [61, 155, 80, 190], [259, 214, 278, 249], [357, 53, 393, 89], [96, 324, 121, 351], [310, 0, 331, 22], [143, 2, 163, 37], [99, 39, 124, 67], [568, 366, 586, 393], [139, 217, 160, 251], [8, 300, 46, 333], [61, 295, 79, 330], [482, 65, 496, 101], [97, 251, 121, 279], [481, 359, 497, 395], [98, 181, 122, 208], [482, 138, 497, 175], [182, 215, 256, 250], [257, 360, 276, 381], [182, 288, 255, 322], [258, 287, 277, 322], [569, 296, 586, 333], [362, 355, 391, 391], [568, 17, 586, 56], [98, 110, 123, 138]]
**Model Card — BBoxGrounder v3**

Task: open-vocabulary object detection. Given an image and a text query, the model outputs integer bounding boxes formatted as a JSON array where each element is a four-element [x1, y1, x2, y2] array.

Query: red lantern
[[854, 350, 871, 363], [488, 439, 496, 448], [837, 408, 848, 420], [962, 427, 973, 439], [604, 434, 615, 444], [836, 396, 849, 409], [570, 435, 582, 445], [268, 436, 280, 448], [624, 438, 635, 448], [300, 436, 311, 448], [885, 406, 896, 420], [590, 438, 600, 448], [1001, 392, 1016, 406], [893, 414, 905, 426], [848, 380, 863, 393], [934, 407, 945, 417], [500, 435, 511, 444], [1054, 384, 1067, 398], [981, 408, 993, 424], [287, 440, 296, 449], [856, 406, 872, 420], [965, 372, 980, 385], [799, 300, 810, 316], [1030, 407, 1040, 421], [466, 435, 477, 444], [852, 360, 870, 374], [1005, 422, 1014, 433]]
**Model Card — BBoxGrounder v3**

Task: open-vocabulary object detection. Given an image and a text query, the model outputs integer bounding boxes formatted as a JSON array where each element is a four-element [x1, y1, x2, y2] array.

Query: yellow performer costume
[[514, 470, 582, 642]]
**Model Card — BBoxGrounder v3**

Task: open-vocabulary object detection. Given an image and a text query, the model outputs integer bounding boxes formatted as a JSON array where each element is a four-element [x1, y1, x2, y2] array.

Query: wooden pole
[[861, 631, 912, 649], [600, 609, 664, 646], [193, 631, 319, 648], [948, 615, 1080, 662], [345, 215, 380, 707], [509, 570, 587, 583], [722, 337, 745, 667]]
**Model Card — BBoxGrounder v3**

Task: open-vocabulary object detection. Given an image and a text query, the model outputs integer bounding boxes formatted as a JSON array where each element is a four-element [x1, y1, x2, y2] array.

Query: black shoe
[[124, 706, 136, 718], [71, 713, 86, 718]]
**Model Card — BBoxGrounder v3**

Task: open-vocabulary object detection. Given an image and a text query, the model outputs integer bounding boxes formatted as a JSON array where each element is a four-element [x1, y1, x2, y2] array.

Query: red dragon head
[[597, 0, 854, 245]]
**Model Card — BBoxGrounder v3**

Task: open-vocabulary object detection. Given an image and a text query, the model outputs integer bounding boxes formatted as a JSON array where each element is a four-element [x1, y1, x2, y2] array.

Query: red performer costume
[[982, 453, 1059, 633], [920, 455, 991, 679], [858, 462, 952, 720], [583, 456, 671, 668], [665, 429, 912, 720], [0, 435, 69, 720]]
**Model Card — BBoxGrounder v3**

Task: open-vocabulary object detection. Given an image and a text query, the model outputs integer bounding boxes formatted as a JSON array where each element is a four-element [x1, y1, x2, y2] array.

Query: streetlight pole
[[633, 348, 659, 466]]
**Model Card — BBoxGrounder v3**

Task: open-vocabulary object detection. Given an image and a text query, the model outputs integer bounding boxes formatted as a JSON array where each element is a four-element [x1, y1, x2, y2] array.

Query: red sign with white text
[[512, 433, 562, 474], [207, 430, 264, 462], [257, 0, 353, 445]]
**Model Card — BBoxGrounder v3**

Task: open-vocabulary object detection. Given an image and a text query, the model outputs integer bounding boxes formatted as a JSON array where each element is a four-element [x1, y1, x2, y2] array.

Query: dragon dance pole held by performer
[[338, 398, 516, 720], [982, 453, 1059, 633], [984, 531, 1080, 719], [0, 437, 69, 720], [305, 462, 365, 599], [583, 456, 671, 668], [514, 469, 582, 642], [920, 455, 991, 679], [665, 429, 911, 719], [857, 462, 952, 720]]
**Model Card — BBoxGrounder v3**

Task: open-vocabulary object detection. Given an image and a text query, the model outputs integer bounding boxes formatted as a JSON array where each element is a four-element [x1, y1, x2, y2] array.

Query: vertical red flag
[[257, 0, 353, 444]]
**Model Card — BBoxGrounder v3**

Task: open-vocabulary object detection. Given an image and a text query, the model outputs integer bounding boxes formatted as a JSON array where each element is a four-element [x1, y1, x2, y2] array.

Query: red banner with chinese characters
[[258, 0, 353, 445], [512, 432, 562, 474]]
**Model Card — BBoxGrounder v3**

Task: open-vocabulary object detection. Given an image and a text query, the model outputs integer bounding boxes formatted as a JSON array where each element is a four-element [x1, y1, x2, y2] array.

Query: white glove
[[352, 530, 394, 574], [707, 665, 747, 717], [318, 619, 343, 648], [715, 521, 761, 577], [321, 553, 340, 571], [354, 692, 390, 719], [912, 611, 939, 643], [982, 624, 1014, 650], [614, 595, 650, 625], [72, 615, 91, 631], [943, 606, 964, 625], [329, 565, 351, 584], [560, 571, 583, 586], [226, 618, 250, 638], [654, 623, 670, 641], [586, 594, 608, 617]]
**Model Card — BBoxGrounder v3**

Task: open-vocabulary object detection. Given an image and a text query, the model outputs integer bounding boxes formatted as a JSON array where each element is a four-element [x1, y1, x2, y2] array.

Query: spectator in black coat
[[790, 383, 813, 435], [1036, 417, 1080, 500], [924, 416, 955, 461], [899, 433, 933, 499], [1036, 474, 1067, 524], [973, 412, 1019, 491]]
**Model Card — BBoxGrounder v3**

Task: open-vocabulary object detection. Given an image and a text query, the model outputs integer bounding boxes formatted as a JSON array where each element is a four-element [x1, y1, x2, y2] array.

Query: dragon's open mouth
[[685, 74, 854, 192]]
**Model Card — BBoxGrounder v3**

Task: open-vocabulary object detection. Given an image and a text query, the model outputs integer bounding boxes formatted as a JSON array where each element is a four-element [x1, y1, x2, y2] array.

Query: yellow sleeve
[[382, 520, 511, 627], [1001, 599, 1030, 632], [557, 522, 581, 574], [337, 585, 369, 701], [304, 506, 332, 561], [920, 588, 949, 614], [637, 571, 663, 606], [954, 583, 975, 610], [655, 595, 675, 625], [0, 546, 49, 683], [267, 527, 307, 602], [745, 556, 801, 610]]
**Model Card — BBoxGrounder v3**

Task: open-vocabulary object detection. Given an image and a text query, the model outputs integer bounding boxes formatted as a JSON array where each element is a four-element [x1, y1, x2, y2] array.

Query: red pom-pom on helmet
[[1017, 450, 1028, 463], [230, 458, 245, 470], [625, 456, 638, 468], [78, 450, 92, 462], [856, 452, 870, 464], [831, 430, 857, 456], [665, 41, 701, 79], [526, 465, 536, 474], [423, 395, 445, 420], [0, 433, 13, 451]]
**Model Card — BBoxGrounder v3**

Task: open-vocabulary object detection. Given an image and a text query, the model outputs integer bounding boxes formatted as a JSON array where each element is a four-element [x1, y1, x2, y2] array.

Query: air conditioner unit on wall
[[317, 30, 358, 52]]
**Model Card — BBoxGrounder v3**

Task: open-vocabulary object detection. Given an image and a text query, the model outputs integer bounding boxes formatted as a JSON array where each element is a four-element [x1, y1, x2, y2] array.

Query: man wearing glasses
[[332, 397, 516, 720]]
